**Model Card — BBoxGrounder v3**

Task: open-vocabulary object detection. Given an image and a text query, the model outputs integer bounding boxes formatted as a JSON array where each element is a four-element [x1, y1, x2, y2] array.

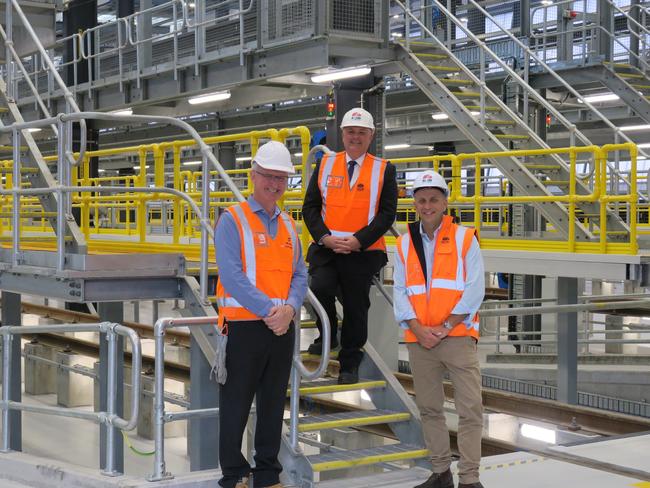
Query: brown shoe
[[458, 482, 484, 488], [414, 468, 454, 488], [234, 477, 250, 488]]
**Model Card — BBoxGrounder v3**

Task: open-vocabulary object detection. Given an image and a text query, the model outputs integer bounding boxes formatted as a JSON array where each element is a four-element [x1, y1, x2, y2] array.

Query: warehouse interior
[[0, 0, 649, 486]]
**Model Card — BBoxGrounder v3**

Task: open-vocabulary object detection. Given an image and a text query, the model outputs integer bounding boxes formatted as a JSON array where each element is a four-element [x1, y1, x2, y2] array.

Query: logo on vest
[[255, 232, 270, 247], [326, 175, 344, 188], [356, 183, 365, 191]]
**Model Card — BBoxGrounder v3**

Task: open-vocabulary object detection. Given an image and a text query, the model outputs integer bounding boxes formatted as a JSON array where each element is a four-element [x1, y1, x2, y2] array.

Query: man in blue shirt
[[215, 141, 308, 488]]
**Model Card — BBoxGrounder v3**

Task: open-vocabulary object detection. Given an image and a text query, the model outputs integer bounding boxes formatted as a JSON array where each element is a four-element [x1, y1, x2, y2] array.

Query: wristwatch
[[442, 320, 454, 330]]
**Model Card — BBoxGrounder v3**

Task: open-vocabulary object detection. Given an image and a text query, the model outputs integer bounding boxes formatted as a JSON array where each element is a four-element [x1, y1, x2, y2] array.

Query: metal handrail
[[0, 322, 141, 476], [394, 0, 590, 166], [6, 0, 87, 167], [125, 0, 188, 46], [80, 18, 129, 59], [460, 0, 648, 195]]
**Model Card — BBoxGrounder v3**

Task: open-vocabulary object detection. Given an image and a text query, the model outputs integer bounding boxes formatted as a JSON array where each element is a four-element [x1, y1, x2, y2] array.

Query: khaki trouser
[[408, 336, 483, 484]]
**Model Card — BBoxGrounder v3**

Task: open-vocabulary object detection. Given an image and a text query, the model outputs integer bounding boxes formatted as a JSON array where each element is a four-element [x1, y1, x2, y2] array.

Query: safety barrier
[[0, 321, 142, 477]]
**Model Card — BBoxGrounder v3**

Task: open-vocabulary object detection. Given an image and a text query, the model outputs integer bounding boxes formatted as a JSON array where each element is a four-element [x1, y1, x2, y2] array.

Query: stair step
[[618, 72, 645, 79], [424, 64, 461, 73], [485, 119, 516, 126], [464, 104, 501, 112], [631, 84, 650, 90], [297, 409, 411, 432], [541, 180, 569, 185], [449, 90, 481, 98], [524, 164, 562, 169], [300, 350, 339, 360], [440, 78, 473, 86], [416, 53, 449, 60], [293, 378, 386, 396], [307, 443, 429, 472], [494, 133, 530, 140]]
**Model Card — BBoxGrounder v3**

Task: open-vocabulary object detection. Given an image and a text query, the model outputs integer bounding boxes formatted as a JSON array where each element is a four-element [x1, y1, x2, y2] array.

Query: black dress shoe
[[337, 367, 359, 385], [458, 483, 484, 488], [413, 468, 454, 488], [307, 338, 338, 355]]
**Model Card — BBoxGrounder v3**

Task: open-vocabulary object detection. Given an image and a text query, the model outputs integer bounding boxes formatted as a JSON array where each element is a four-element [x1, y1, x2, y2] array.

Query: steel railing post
[[149, 319, 172, 481], [1, 332, 12, 452], [12, 128, 20, 267], [102, 325, 119, 476]]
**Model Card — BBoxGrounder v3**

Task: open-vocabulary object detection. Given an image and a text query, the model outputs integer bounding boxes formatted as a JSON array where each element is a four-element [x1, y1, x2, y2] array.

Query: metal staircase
[[393, 0, 630, 243], [280, 343, 428, 487]]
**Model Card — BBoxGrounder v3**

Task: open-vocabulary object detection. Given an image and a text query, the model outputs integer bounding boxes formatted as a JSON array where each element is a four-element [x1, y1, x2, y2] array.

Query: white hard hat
[[340, 108, 374, 129], [252, 141, 295, 174], [412, 170, 448, 196]]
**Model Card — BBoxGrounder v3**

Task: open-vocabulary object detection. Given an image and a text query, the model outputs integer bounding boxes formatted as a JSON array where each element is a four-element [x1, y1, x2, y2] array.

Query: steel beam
[[98, 302, 124, 474], [557, 277, 578, 405], [1, 291, 21, 451]]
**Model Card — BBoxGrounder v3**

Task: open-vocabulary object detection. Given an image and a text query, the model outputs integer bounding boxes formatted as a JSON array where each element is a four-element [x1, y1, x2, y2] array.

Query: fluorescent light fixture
[[580, 93, 619, 103], [26, 128, 42, 133], [541, 0, 553, 5], [620, 124, 650, 132], [110, 107, 133, 116], [183, 160, 202, 166], [470, 111, 480, 116], [360, 390, 371, 402], [294, 152, 303, 157], [391, 32, 403, 37], [98, 168, 106, 173], [520, 424, 556, 444], [311, 66, 371, 83], [393, 14, 400, 19], [188, 90, 231, 105], [236, 156, 251, 161], [637, 143, 650, 148], [432, 113, 450, 120], [188, 2, 196, 7], [459, 17, 469, 23], [385, 143, 411, 150], [134, 165, 150, 170]]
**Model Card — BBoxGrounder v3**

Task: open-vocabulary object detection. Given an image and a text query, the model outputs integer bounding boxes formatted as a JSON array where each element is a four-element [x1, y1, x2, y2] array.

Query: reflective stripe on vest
[[317, 152, 387, 251], [398, 216, 480, 342], [215, 201, 297, 324]]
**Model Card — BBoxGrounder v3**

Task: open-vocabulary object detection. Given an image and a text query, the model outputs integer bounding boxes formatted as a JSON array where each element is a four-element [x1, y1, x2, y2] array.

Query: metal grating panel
[[328, 0, 382, 41], [263, 0, 316, 46]]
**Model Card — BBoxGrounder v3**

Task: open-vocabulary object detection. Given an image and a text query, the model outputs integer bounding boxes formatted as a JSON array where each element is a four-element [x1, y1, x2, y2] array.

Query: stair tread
[[297, 409, 410, 431], [307, 443, 428, 471], [293, 378, 386, 396]]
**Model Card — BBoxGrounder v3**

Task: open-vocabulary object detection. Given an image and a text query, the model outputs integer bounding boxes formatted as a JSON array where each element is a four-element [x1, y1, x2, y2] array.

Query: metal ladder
[[393, 0, 630, 243]]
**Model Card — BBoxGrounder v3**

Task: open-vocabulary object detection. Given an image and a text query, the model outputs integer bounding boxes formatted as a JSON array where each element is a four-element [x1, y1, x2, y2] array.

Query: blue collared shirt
[[214, 196, 308, 318], [393, 222, 485, 328]]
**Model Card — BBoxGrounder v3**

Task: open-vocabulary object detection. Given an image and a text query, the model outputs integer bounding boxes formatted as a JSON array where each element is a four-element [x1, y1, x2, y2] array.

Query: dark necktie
[[347, 160, 356, 182]]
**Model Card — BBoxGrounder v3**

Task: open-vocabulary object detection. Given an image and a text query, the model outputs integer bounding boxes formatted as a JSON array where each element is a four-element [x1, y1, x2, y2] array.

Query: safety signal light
[[545, 114, 552, 127], [326, 92, 335, 119]]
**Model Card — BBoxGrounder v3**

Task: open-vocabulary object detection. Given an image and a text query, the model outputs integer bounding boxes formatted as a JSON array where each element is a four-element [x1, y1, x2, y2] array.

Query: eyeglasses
[[253, 169, 289, 183]]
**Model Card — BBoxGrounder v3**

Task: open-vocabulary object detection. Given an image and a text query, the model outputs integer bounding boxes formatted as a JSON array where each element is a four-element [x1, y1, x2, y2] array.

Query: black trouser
[[309, 252, 385, 372], [218, 320, 294, 488]]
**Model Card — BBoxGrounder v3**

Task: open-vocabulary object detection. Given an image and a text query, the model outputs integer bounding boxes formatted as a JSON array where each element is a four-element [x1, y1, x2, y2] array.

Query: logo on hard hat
[[351, 111, 363, 120], [422, 174, 433, 182]]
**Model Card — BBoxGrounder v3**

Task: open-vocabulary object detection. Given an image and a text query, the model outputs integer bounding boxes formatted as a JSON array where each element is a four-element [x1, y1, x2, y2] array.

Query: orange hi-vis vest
[[216, 201, 299, 325], [317, 151, 388, 252], [397, 215, 480, 343]]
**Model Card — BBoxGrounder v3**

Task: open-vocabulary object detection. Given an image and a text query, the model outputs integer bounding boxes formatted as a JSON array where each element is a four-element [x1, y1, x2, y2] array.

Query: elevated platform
[[0, 250, 186, 301], [483, 250, 650, 284]]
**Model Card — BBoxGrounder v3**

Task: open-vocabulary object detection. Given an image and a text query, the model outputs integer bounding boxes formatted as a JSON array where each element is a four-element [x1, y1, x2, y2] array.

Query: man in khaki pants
[[393, 170, 485, 488]]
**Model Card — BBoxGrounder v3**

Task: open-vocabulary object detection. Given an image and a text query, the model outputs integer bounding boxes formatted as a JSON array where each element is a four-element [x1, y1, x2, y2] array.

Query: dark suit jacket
[[302, 152, 398, 268]]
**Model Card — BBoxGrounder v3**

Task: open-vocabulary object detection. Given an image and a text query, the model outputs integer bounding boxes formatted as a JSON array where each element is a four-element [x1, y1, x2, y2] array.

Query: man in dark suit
[[302, 107, 398, 384]]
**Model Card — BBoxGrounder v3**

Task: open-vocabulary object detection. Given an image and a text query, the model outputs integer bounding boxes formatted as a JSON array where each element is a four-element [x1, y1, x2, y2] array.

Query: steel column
[[1, 291, 21, 451], [188, 334, 219, 470], [557, 277, 578, 405], [98, 302, 124, 474]]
